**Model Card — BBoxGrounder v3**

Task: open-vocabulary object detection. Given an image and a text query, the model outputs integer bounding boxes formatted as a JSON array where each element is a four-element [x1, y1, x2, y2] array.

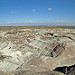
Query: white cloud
[[32, 9, 36, 12], [10, 11, 16, 14], [48, 8, 52, 11]]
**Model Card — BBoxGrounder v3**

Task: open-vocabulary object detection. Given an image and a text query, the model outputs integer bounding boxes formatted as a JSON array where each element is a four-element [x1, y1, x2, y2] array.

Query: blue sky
[[0, 0, 75, 25]]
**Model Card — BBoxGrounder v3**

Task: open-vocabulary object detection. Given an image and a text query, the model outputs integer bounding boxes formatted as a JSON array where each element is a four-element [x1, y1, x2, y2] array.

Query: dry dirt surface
[[0, 26, 75, 75]]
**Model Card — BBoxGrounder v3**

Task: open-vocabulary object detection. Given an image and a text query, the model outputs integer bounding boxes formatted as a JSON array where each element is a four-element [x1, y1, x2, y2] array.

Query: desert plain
[[0, 26, 75, 75]]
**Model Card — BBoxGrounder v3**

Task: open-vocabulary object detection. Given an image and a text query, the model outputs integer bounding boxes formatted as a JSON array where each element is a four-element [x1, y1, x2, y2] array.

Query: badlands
[[0, 26, 75, 75]]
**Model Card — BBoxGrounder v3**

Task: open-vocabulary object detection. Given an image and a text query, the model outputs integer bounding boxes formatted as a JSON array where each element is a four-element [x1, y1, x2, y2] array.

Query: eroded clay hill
[[0, 26, 75, 75]]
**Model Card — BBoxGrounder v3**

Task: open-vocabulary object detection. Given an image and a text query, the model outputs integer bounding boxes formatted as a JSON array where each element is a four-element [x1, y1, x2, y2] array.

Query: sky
[[0, 0, 75, 26]]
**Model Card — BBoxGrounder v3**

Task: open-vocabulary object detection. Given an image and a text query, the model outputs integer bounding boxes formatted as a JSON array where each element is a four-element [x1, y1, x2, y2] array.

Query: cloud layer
[[0, 20, 75, 26]]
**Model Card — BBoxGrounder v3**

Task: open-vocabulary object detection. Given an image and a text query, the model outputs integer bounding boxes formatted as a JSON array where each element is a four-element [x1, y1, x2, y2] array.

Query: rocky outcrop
[[54, 64, 75, 75], [50, 43, 65, 57], [28, 42, 75, 69]]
